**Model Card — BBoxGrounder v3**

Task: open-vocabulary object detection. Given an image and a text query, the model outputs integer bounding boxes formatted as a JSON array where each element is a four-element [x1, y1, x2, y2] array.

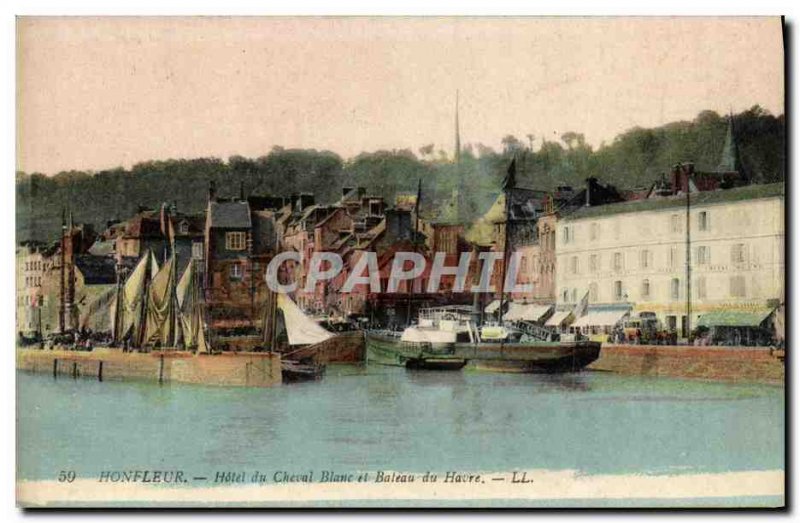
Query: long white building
[[555, 183, 784, 339]]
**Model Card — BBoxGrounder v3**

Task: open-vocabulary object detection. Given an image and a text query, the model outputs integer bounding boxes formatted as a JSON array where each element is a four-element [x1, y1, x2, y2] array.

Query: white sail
[[150, 251, 160, 279], [176, 261, 193, 309], [277, 293, 333, 345]]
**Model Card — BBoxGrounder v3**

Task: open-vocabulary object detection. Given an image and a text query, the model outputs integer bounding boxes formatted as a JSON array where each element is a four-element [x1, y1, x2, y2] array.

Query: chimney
[[290, 193, 300, 211], [584, 177, 597, 207], [299, 193, 315, 210], [208, 180, 217, 202], [239, 181, 245, 201], [385, 209, 412, 241], [670, 164, 681, 195], [357, 187, 366, 198]]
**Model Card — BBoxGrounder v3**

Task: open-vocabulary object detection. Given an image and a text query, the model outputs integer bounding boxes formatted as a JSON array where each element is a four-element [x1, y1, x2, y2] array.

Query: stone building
[[555, 182, 785, 340], [16, 241, 53, 336], [203, 185, 283, 333]]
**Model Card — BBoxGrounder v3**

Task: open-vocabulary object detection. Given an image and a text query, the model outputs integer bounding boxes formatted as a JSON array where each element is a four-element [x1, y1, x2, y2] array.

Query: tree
[[560, 132, 586, 150], [501, 135, 524, 154], [418, 144, 434, 159]]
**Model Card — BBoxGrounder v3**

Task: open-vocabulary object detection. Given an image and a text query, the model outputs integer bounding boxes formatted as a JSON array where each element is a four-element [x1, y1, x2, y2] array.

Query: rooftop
[[208, 200, 251, 229], [562, 183, 784, 222], [75, 255, 117, 285]]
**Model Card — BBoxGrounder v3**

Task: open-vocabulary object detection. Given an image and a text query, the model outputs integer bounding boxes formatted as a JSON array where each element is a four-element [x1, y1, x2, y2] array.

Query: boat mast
[[66, 210, 76, 331], [406, 178, 422, 326], [59, 209, 66, 334], [168, 254, 179, 349], [497, 156, 516, 325], [134, 251, 152, 349], [112, 267, 123, 344]]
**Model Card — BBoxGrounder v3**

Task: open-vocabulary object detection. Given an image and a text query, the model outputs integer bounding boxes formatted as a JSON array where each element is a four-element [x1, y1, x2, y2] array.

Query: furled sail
[[143, 255, 178, 347], [176, 261, 209, 353], [81, 285, 116, 333], [112, 252, 151, 343], [277, 293, 333, 345]]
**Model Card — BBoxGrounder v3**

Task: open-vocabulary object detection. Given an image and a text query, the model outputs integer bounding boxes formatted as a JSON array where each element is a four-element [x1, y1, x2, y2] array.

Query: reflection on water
[[17, 366, 783, 481]]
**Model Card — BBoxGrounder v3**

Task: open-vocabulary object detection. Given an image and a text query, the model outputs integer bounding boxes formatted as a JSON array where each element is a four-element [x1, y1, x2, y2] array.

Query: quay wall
[[17, 349, 282, 387], [589, 344, 784, 385]]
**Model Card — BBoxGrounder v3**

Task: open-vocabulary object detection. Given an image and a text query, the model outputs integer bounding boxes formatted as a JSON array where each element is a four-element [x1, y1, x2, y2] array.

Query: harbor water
[[17, 365, 783, 484]]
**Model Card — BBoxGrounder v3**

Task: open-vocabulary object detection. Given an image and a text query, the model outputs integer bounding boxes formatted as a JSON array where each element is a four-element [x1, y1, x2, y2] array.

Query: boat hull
[[365, 332, 600, 373]]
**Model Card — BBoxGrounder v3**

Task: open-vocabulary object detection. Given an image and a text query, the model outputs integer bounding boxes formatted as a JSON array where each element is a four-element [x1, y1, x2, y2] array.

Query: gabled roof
[[209, 200, 251, 229], [123, 211, 162, 239], [173, 214, 205, 236]]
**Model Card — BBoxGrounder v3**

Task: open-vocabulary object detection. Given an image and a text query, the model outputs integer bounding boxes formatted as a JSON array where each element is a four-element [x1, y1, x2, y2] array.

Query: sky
[[16, 16, 784, 175]]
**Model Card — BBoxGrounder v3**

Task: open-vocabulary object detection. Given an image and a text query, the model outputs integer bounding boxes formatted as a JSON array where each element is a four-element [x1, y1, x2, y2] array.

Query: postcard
[[15, 16, 785, 508]]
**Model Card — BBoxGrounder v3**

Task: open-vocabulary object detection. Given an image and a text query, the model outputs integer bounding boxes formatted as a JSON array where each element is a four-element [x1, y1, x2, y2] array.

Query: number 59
[[57, 470, 76, 483]]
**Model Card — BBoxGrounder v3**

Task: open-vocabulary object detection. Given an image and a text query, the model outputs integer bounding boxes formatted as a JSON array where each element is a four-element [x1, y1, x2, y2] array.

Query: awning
[[545, 310, 573, 327], [697, 309, 774, 328], [505, 303, 553, 322], [571, 309, 629, 329], [484, 300, 501, 314]]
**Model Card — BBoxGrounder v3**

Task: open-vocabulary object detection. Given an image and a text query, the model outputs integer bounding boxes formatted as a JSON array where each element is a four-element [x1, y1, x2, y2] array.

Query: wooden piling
[[98, 361, 103, 382], [53, 358, 57, 379], [158, 353, 164, 385]]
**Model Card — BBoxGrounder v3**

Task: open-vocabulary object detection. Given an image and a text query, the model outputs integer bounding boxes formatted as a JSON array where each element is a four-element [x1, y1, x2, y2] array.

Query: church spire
[[454, 90, 461, 165], [717, 110, 746, 178]]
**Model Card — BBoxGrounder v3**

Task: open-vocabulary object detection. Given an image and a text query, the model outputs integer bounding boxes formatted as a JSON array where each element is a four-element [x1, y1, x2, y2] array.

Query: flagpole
[[685, 175, 692, 344]]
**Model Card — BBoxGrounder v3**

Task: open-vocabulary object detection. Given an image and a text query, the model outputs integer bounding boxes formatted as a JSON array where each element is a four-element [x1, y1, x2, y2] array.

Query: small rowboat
[[281, 360, 325, 383]]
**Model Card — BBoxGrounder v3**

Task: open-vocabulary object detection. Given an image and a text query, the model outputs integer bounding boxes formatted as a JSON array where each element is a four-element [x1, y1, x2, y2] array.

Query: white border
[[3, 2, 796, 521]]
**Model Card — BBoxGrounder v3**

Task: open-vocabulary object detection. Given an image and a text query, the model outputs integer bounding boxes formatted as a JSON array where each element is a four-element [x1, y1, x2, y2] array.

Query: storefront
[[696, 309, 777, 346]]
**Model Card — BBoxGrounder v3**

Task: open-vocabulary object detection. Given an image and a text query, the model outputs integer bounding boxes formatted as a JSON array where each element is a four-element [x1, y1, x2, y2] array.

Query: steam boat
[[366, 306, 600, 373]]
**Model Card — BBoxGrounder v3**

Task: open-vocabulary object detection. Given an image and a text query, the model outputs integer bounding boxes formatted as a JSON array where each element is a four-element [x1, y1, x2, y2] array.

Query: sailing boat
[[110, 249, 210, 353], [176, 260, 209, 353], [364, 158, 602, 373], [263, 287, 370, 378], [261, 290, 329, 381], [111, 251, 159, 347]]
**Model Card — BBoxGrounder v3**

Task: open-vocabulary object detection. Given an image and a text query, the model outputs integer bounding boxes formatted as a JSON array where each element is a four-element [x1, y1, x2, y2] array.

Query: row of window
[[24, 260, 45, 271], [566, 243, 748, 275], [24, 276, 42, 288], [18, 295, 47, 307], [518, 257, 554, 275], [226, 232, 247, 251], [561, 274, 747, 304], [562, 211, 711, 245]]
